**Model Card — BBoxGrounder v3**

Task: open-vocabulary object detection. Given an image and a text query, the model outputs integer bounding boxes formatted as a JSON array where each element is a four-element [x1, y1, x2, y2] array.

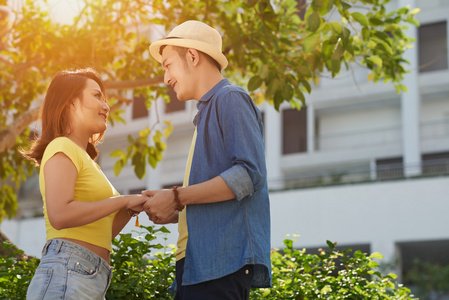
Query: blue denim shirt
[[183, 79, 271, 288]]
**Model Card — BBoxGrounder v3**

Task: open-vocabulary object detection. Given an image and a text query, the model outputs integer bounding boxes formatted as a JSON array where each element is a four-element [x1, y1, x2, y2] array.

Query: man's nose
[[164, 72, 171, 86]]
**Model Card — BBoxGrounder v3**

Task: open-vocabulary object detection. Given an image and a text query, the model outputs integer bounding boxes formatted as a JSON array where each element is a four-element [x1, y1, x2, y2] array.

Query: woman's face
[[70, 79, 109, 137]]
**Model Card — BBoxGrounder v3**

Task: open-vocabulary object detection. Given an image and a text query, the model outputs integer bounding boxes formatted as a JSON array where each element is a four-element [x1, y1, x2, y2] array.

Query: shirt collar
[[194, 79, 230, 126], [198, 79, 230, 105]]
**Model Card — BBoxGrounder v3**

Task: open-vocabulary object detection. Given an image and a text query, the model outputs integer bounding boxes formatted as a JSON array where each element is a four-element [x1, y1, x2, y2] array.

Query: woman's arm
[[111, 208, 131, 238], [44, 152, 147, 230], [111, 201, 146, 238]]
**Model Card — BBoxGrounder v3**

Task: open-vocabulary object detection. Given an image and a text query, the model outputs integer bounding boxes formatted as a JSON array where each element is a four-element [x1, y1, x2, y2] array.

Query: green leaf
[[410, 8, 420, 15], [307, 11, 321, 32], [248, 75, 263, 91], [259, 64, 269, 79], [341, 1, 352, 10], [330, 21, 342, 34], [134, 162, 146, 179], [139, 127, 151, 138], [331, 59, 341, 77], [320, 285, 332, 294], [406, 16, 420, 27], [155, 141, 167, 151], [326, 240, 335, 250], [261, 288, 271, 297], [387, 272, 398, 279], [331, 43, 344, 60], [351, 12, 369, 27], [369, 252, 384, 259], [113, 160, 124, 176], [110, 149, 125, 158], [283, 238, 293, 249], [304, 263, 312, 273], [368, 55, 383, 67], [163, 121, 173, 137], [303, 33, 321, 53], [311, 0, 324, 10], [368, 260, 379, 268], [266, 77, 280, 100], [148, 154, 157, 169], [300, 79, 311, 94], [369, 17, 384, 26]]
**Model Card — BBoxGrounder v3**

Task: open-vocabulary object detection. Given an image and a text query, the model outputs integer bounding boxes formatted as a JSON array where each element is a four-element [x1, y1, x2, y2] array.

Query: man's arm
[[178, 175, 235, 204], [143, 175, 236, 221]]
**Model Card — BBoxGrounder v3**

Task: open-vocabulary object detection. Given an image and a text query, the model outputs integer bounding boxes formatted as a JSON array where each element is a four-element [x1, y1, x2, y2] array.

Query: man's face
[[161, 45, 195, 101]]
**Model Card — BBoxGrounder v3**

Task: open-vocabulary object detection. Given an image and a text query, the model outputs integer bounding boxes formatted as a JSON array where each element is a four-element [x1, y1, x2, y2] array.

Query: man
[[144, 20, 271, 300]]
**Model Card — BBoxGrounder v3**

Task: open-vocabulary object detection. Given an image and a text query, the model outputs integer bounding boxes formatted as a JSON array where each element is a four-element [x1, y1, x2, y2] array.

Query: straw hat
[[149, 20, 228, 71]]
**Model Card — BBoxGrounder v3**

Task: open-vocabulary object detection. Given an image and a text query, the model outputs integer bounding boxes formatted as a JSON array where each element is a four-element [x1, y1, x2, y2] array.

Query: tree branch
[[104, 75, 164, 89], [0, 106, 40, 152], [107, 92, 133, 113]]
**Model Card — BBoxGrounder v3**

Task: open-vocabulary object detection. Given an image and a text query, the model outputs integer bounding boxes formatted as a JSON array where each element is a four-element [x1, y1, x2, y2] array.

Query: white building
[[2, 0, 449, 295]]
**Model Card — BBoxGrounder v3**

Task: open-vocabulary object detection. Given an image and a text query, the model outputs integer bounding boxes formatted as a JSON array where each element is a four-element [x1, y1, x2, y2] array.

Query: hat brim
[[149, 38, 228, 71]]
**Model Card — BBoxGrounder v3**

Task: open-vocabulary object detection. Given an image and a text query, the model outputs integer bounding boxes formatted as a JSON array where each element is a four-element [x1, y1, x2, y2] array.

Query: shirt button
[[245, 269, 249, 275]]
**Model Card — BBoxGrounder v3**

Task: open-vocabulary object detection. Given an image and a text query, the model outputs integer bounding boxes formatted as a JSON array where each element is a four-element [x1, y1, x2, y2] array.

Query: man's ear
[[187, 48, 200, 66]]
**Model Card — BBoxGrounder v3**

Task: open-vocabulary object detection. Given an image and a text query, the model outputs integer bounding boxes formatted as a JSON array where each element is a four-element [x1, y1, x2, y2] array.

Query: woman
[[22, 68, 148, 299]]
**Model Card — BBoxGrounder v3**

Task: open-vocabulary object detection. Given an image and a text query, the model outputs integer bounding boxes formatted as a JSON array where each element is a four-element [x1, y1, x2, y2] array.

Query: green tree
[[0, 0, 418, 224]]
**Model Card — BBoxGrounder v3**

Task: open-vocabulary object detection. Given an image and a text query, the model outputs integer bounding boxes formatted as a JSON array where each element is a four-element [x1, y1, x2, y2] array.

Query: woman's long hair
[[22, 68, 108, 165]]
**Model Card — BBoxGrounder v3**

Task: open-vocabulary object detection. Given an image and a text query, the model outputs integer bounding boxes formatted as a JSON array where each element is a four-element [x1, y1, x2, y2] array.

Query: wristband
[[173, 186, 184, 211], [126, 208, 139, 217], [126, 208, 140, 227]]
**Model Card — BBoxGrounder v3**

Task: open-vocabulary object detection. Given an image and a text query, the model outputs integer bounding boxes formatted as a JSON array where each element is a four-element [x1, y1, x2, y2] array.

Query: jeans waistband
[[42, 239, 112, 274]]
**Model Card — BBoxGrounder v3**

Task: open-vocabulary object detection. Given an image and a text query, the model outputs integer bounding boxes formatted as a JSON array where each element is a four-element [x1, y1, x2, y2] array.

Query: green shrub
[[0, 241, 40, 300], [106, 225, 175, 299], [251, 238, 416, 299], [0, 227, 418, 299]]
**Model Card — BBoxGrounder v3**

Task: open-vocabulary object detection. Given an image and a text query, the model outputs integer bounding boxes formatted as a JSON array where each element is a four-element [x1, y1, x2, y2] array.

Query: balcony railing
[[269, 158, 449, 191]]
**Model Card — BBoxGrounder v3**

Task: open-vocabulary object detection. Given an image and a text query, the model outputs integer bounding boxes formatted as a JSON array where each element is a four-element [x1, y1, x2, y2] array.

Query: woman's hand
[[126, 194, 149, 211]]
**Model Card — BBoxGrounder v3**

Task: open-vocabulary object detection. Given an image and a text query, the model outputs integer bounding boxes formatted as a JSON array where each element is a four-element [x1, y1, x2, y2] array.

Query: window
[[399, 239, 449, 298], [165, 86, 185, 113], [422, 151, 449, 175], [282, 107, 307, 154], [376, 157, 403, 180], [132, 94, 149, 119], [418, 21, 448, 73]]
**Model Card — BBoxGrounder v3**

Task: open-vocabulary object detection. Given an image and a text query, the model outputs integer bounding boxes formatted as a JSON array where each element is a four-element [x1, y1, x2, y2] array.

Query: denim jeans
[[26, 239, 113, 300]]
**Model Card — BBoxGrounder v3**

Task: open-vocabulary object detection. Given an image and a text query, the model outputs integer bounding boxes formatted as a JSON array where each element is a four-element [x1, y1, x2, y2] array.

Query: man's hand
[[142, 189, 178, 221], [148, 211, 179, 224]]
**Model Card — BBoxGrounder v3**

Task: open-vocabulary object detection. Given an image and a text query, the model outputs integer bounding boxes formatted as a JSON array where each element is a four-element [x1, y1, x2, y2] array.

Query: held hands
[[127, 194, 150, 213], [142, 189, 181, 224]]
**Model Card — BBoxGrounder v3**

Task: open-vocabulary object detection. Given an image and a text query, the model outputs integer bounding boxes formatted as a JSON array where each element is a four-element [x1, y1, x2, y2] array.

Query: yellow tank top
[[175, 127, 197, 261], [40, 137, 119, 252]]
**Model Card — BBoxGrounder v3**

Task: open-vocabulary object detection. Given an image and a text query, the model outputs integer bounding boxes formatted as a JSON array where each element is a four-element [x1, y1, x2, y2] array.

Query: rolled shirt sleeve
[[220, 164, 254, 201]]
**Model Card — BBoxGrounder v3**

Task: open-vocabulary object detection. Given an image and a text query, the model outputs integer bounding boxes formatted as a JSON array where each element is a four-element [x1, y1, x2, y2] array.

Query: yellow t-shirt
[[175, 128, 197, 261], [40, 137, 119, 252]]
